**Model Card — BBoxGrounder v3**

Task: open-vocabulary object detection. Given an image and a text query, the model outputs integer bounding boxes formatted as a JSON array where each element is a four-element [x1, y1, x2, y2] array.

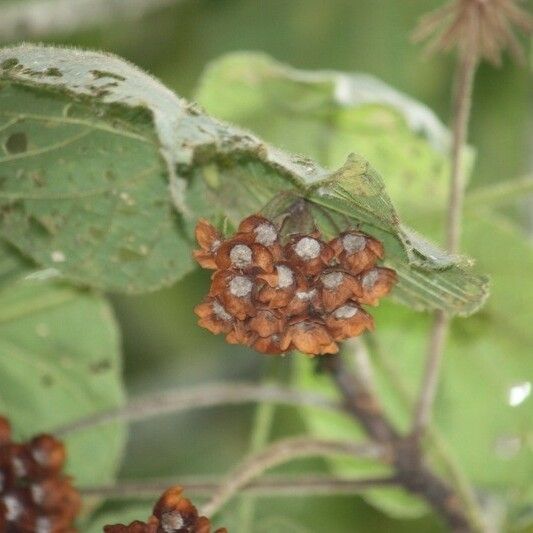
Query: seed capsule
[[330, 231, 384, 274], [104, 486, 227, 533], [358, 267, 397, 305], [285, 234, 334, 276]]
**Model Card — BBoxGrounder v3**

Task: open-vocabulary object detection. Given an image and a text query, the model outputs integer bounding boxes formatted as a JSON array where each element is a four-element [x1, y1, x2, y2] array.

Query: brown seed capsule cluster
[[103, 486, 227, 533], [0, 416, 81, 532], [193, 215, 396, 356]]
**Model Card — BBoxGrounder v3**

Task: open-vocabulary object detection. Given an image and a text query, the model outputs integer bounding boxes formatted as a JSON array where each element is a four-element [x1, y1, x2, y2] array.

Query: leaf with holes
[[0, 277, 126, 489], [0, 45, 486, 314]]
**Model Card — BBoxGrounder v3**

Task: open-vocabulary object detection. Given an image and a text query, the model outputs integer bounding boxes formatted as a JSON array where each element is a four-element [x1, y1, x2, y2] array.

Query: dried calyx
[[193, 214, 397, 356], [103, 486, 227, 533], [0, 415, 81, 532]]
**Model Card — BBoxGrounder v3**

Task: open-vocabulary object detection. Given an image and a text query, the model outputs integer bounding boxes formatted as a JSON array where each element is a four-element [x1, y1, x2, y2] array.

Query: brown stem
[[53, 382, 340, 437], [411, 49, 478, 438], [322, 354, 473, 532], [200, 436, 385, 517]]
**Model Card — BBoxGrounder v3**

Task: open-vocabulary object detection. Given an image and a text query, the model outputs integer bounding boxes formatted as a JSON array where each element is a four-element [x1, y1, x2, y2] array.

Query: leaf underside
[[0, 45, 487, 315]]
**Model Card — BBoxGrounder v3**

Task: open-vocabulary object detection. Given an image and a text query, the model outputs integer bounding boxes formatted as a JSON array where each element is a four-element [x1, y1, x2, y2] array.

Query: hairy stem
[[79, 474, 398, 500], [53, 382, 340, 437], [200, 437, 385, 518], [412, 49, 479, 437]]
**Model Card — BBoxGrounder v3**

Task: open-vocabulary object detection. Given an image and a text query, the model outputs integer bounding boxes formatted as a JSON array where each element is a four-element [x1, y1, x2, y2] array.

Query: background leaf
[[195, 51, 475, 221], [0, 277, 126, 489]]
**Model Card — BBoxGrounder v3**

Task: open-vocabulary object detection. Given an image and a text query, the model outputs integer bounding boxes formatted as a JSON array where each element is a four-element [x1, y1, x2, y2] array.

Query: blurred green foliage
[[0, 1, 531, 532]]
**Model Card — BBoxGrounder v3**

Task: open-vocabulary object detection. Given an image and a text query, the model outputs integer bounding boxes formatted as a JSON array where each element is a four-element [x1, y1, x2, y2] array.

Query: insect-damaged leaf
[[195, 52, 487, 316], [0, 45, 487, 314]]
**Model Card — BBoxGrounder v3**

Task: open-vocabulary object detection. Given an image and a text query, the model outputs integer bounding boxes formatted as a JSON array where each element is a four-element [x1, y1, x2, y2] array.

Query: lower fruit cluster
[[0, 416, 81, 532]]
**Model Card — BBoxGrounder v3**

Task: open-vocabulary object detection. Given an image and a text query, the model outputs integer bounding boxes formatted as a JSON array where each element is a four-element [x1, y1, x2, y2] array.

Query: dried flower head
[[281, 318, 339, 355], [103, 486, 227, 533], [413, 0, 533, 65], [194, 298, 234, 335], [0, 415, 81, 532], [237, 215, 282, 257], [325, 304, 375, 340], [192, 213, 396, 356], [256, 263, 306, 309], [208, 271, 257, 320]]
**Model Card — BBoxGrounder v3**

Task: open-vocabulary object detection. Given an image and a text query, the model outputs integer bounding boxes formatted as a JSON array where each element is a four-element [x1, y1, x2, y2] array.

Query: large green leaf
[[0, 48, 194, 293], [0, 44, 486, 314], [0, 277, 126, 488], [192, 52, 487, 316]]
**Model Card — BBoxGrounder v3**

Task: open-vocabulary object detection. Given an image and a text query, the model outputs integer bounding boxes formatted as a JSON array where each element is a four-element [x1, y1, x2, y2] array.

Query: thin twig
[[200, 436, 386, 517], [53, 382, 341, 437], [79, 474, 398, 500], [411, 49, 478, 438], [0, 0, 186, 42]]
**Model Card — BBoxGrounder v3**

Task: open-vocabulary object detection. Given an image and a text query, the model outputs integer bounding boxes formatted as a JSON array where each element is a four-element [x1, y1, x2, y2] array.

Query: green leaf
[[195, 51, 475, 218], [0, 45, 486, 314], [0, 277, 126, 488], [308, 155, 488, 316], [0, 47, 195, 293]]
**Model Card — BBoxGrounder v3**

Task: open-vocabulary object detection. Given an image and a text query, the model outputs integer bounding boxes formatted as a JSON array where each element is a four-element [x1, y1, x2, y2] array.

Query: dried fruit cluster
[[194, 214, 396, 355], [0, 416, 81, 532], [104, 486, 227, 533]]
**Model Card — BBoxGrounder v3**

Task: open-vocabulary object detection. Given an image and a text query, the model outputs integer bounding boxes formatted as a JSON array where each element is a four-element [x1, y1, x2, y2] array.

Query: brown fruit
[[193, 214, 396, 356]]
